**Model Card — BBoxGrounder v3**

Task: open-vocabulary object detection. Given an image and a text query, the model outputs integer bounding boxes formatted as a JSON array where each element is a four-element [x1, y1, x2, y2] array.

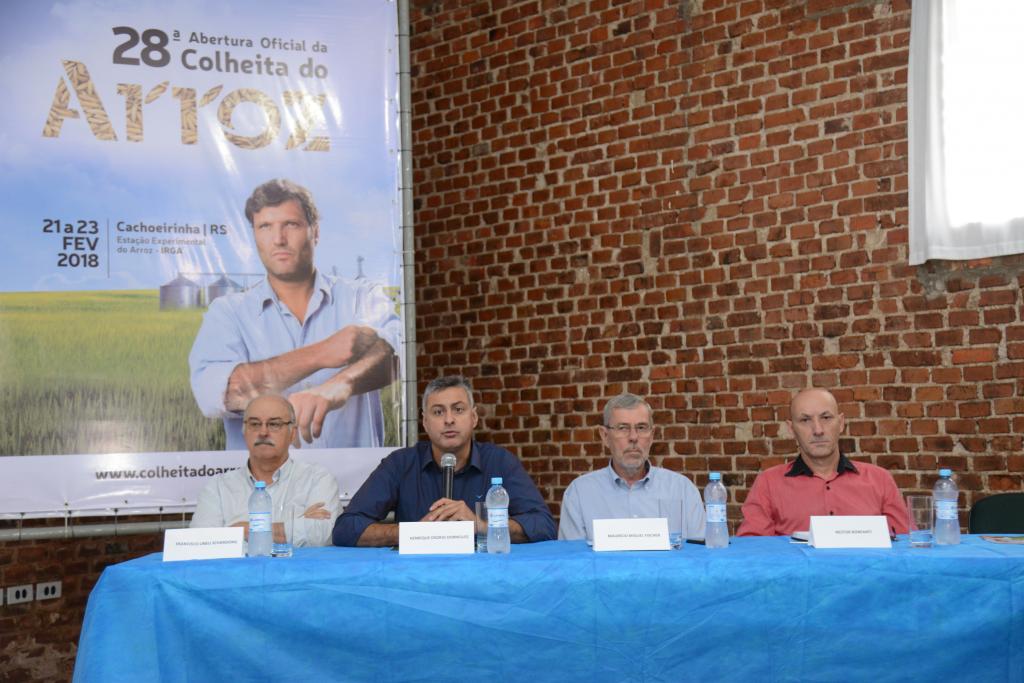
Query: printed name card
[[163, 527, 244, 562], [808, 516, 891, 549], [592, 518, 670, 552], [399, 521, 474, 555]]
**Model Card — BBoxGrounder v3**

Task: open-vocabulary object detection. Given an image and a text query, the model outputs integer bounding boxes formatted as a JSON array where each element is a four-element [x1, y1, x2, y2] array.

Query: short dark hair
[[422, 375, 475, 411], [244, 179, 319, 227]]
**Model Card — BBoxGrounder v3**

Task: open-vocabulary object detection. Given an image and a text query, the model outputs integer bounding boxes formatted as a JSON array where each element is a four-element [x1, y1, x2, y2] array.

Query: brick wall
[[6, 0, 1024, 678], [0, 530, 162, 682], [410, 0, 1024, 524]]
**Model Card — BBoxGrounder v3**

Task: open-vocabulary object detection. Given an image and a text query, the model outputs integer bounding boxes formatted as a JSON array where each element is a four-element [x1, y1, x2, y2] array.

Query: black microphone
[[440, 452, 456, 499]]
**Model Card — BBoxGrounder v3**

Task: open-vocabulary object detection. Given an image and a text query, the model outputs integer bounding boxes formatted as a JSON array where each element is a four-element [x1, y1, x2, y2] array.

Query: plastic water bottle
[[248, 481, 272, 557], [704, 472, 729, 548], [486, 477, 510, 554], [933, 468, 960, 546]]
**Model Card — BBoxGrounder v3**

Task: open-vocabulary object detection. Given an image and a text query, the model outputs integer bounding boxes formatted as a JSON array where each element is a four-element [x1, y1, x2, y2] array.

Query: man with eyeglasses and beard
[[190, 393, 341, 547], [558, 393, 705, 541]]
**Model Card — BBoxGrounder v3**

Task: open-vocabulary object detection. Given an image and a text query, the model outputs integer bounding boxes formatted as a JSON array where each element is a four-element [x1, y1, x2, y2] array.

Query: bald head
[[789, 388, 838, 420], [244, 394, 296, 423]]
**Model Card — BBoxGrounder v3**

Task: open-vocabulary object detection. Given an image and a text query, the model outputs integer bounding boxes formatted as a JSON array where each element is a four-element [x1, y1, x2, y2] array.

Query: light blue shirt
[[189, 271, 401, 449], [558, 463, 706, 541]]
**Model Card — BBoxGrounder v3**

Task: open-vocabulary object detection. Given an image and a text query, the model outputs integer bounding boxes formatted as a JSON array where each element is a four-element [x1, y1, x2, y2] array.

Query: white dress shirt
[[190, 457, 341, 547]]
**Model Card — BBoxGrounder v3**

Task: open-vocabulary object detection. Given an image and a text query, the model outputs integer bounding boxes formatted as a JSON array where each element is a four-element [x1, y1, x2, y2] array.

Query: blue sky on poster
[[0, 0, 401, 293]]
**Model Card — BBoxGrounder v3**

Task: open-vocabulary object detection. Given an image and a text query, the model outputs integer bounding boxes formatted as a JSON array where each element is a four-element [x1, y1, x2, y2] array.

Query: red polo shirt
[[738, 454, 910, 536]]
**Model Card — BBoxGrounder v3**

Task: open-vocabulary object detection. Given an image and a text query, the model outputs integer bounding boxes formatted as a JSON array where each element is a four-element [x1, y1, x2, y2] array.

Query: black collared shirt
[[785, 453, 859, 478]]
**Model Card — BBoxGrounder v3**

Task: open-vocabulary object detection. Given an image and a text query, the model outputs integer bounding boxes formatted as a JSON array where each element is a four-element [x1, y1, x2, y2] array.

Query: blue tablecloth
[[73, 536, 1024, 682]]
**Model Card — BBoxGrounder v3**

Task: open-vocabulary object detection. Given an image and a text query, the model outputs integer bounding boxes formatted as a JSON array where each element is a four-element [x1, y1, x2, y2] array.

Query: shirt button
[[826, 485, 831, 491]]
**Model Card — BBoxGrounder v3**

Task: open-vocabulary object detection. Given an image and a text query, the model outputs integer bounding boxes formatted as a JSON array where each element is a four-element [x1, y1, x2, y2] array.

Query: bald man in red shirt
[[738, 388, 910, 537]]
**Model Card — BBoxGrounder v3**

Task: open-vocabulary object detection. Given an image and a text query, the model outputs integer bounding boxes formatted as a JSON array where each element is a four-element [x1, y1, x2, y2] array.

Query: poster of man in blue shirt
[[189, 179, 401, 450]]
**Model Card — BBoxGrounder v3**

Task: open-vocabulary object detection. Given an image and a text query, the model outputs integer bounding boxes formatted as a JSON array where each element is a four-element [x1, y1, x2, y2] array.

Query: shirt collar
[[606, 460, 652, 488], [247, 456, 291, 486], [418, 441, 480, 474], [253, 270, 332, 316], [785, 453, 858, 478]]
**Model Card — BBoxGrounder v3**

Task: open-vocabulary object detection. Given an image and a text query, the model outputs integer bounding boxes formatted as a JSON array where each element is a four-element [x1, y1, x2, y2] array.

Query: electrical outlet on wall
[[36, 581, 62, 600], [6, 584, 34, 605]]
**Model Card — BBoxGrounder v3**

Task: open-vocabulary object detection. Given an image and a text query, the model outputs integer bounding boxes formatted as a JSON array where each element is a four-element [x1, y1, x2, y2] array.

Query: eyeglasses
[[244, 419, 293, 432], [606, 423, 653, 437]]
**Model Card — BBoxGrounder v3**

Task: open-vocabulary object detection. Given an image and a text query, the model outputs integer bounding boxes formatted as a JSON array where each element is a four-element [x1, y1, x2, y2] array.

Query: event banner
[[0, 1, 403, 514], [1, 448, 391, 519]]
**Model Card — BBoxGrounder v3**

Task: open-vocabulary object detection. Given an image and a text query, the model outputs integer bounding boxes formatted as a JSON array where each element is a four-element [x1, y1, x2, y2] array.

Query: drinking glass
[[474, 501, 487, 553], [272, 501, 296, 557], [906, 495, 933, 548], [657, 499, 685, 550]]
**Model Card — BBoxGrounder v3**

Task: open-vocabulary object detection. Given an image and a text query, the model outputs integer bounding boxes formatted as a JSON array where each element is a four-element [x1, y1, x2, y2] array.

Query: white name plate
[[808, 515, 891, 549], [399, 521, 474, 555], [592, 518, 670, 552], [163, 527, 244, 562]]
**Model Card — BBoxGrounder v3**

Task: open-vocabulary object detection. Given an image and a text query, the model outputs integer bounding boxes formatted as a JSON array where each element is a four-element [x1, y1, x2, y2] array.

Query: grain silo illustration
[[206, 274, 243, 305], [159, 274, 202, 310]]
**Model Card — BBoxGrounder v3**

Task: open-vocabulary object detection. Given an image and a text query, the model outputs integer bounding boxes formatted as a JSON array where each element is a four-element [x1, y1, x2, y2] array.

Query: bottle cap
[[939, 468, 952, 478], [709, 472, 721, 481], [255, 481, 266, 489], [491, 477, 502, 485]]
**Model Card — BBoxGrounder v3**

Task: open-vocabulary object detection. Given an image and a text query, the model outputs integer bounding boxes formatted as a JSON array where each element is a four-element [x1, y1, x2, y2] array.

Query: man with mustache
[[738, 387, 910, 536], [189, 178, 400, 450], [190, 394, 340, 546], [558, 393, 705, 541], [333, 375, 555, 547]]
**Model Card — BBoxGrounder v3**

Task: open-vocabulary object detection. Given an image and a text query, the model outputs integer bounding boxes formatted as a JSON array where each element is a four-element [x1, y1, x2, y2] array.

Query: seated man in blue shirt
[[333, 375, 556, 546], [558, 393, 705, 541]]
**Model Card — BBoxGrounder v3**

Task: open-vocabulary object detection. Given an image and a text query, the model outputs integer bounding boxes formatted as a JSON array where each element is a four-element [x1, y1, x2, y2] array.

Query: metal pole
[[397, 0, 418, 447], [0, 519, 189, 542]]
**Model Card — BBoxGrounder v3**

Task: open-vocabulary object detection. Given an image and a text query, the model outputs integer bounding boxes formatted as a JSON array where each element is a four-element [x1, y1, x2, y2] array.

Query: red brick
[[401, 0, 1013, 656], [952, 348, 996, 364], [988, 475, 1024, 491]]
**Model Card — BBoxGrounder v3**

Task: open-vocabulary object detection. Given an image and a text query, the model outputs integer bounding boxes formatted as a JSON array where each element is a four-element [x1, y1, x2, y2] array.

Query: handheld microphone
[[440, 452, 456, 500]]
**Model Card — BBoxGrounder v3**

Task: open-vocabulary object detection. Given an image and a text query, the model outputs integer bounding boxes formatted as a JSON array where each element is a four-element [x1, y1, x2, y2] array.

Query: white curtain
[[909, 0, 1024, 265]]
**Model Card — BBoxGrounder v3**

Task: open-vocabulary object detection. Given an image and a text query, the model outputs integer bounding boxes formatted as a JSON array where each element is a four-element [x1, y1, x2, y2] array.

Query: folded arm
[[286, 333, 398, 444], [223, 325, 387, 411], [286, 469, 342, 547]]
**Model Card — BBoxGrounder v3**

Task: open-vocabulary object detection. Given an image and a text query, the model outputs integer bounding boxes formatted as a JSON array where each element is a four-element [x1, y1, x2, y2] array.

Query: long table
[[73, 536, 1024, 682]]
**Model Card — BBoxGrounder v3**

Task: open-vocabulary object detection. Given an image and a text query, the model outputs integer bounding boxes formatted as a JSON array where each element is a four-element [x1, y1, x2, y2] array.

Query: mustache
[[255, 438, 276, 446]]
